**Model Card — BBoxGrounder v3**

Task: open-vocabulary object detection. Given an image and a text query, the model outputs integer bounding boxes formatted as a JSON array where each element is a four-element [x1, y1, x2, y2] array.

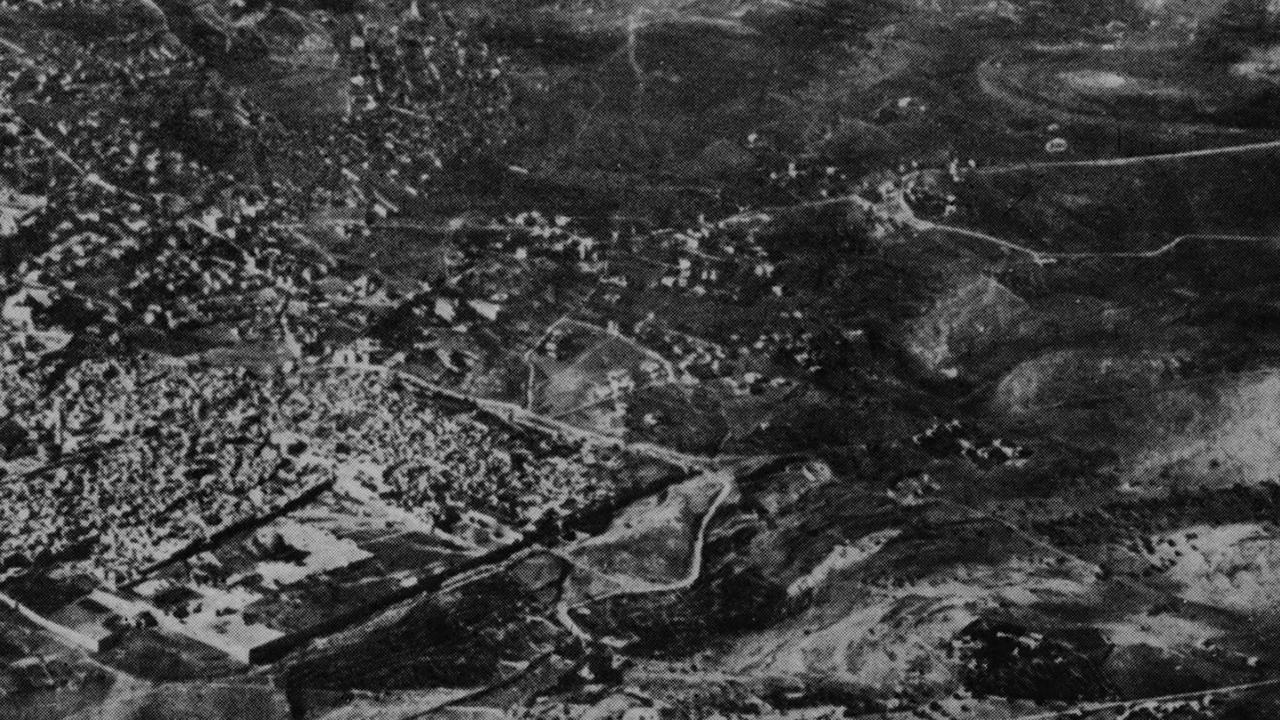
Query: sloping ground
[[943, 157, 1280, 257], [652, 508, 1277, 709], [160, 1, 350, 117], [1124, 372, 1280, 489], [989, 350, 1280, 491], [449, 0, 894, 43], [0, 609, 132, 720], [723, 559, 1096, 694], [561, 473, 732, 597], [1127, 522, 1280, 613], [64, 682, 293, 720], [991, 345, 1191, 418], [901, 274, 1034, 380], [977, 46, 1280, 130], [527, 319, 676, 427]]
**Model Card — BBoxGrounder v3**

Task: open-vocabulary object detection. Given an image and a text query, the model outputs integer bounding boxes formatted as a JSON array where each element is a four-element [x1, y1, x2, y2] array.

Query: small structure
[[0, 585, 119, 654], [0, 180, 45, 237]]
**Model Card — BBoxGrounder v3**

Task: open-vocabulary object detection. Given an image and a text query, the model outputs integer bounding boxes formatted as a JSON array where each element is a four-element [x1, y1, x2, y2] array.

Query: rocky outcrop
[[902, 275, 1034, 381], [1124, 371, 1280, 490], [991, 346, 1189, 418]]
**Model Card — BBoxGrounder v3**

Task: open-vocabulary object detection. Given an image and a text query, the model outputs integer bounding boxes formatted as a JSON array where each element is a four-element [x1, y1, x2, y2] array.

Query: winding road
[[978, 137, 1280, 175], [554, 470, 734, 639]]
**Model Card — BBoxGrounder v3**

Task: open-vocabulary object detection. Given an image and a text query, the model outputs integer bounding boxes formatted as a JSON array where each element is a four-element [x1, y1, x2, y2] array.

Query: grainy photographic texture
[[4, 1, 1280, 719]]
